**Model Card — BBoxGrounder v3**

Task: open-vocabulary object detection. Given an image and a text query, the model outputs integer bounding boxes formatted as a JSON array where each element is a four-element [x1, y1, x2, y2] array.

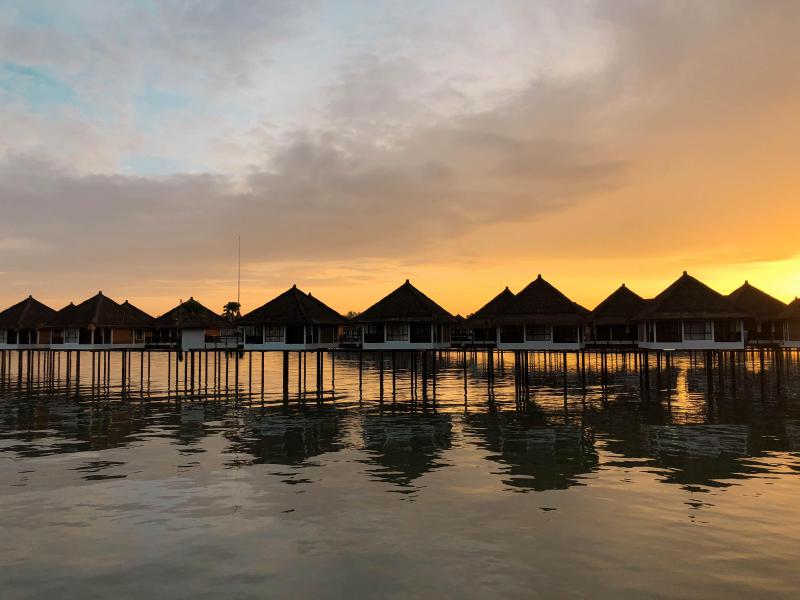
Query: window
[[525, 325, 551, 341], [364, 324, 384, 344], [264, 326, 283, 342], [319, 326, 335, 344], [0, 329, 6, 344], [243, 326, 261, 344], [410, 323, 431, 343], [387, 323, 409, 342], [553, 325, 578, 343], [473, 327, 496, 342], [656, 321, 682, 342], [500, 325, 524, 343], [286, 325, 304, 344], [714, 320, 741, 342], [684, 320, 712, 341]]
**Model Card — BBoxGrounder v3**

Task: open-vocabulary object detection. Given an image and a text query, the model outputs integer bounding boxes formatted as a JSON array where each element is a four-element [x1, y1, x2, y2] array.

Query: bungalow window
[[714, 320, 741, 343], [553, 325, 578, 343], [788, 321, 800, 340], [386, 324, 409, 342], [305, 327, 315, 344], [500, 325, 524, 343], [525, 325, 551, 341], [473, 327, 496, 342], [243, 326, 261, 344], [286, 325, 304, 344], [319, 326, 334, 344], [410, 323, 431, 343], [0, 329, 6, 344], [684, 320, 712, 341], [364, 324, 384, 344], [264, 326, 283, 342], [610, 324, 630, 341], [656, 321, 682, 342], [595, 325, 611, 341], [51, 329, 64, 344]]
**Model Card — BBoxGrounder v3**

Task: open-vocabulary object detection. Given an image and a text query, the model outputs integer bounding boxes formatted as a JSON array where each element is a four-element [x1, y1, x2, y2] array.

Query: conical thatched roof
[[239, 285, 345, 325], [48, 292, 152, 328], [592, 284, 647, 325], [354, 280, 455, 323], [120, 300, 155, 327], [633, 272, 745, 321], [496, 275, 588, 325], [468, 287, 516, 326], [0, 296, 58, 330], [154, 298, 231, 329], [780, 297, 800, 320], [726, 281, 787, 320]]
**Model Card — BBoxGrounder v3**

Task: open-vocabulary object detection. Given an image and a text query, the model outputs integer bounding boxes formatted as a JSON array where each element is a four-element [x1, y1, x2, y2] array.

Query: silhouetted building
[[0, 296, 58, 348], [353, 280, 456, 350], [463, 286, 516, 347], [239, 285, 345, 350], [495, 275, 588, 350], [47, 292, 152, 349], [727, 281, 787, 345], [634, 272, 746, 350], [781, 297, 800, 348], [589, 284, 647, 346], [153, 298, 237, 350]]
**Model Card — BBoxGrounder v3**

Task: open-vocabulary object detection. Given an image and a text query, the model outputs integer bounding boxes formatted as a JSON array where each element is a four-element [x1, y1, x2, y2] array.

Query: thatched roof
[[634, 272, 746, 321], [780, 297, 800, 320], [0, 296, 58, 330], [496, 275, 589, 325], [354, 280, 456, 323], [48, 292, 153, 328], [467, 287, 516, 326], [592, 284, 647, 325], [154, 298, 231, 329], [726, 281, 787, 320], [239, 285, 345, 326], [120, 300, 155, 327]]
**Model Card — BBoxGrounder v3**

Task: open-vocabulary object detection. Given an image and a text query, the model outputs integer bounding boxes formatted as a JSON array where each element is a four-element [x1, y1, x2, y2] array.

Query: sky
[[1, 0, 800, 317]]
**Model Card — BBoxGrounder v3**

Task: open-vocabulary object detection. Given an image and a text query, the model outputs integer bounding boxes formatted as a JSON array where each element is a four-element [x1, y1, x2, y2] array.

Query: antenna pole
[[237, 235, 241, 307]]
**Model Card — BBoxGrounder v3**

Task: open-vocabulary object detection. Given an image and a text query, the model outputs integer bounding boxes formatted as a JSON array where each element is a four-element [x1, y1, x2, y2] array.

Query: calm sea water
[[2, 350, 800, 599]]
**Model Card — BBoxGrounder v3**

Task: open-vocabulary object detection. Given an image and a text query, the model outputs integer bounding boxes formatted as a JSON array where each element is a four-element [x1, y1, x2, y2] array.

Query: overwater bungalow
[[726, 281, 788, 345], [463, 287, 516, 347], [494, 275, 588, 351], [781, 298, 800, 348], [0, 296, 58, 349], [353, 280, 456, 350], [152, 298, 237, 351], [238, 285, 346, 350], [634, 272, 746, 351], [47, 292, 152, 349], [589, 284, 647, 347]]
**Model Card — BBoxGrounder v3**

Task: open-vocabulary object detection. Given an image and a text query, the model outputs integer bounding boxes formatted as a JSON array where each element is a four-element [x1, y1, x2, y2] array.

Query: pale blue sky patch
[[121, 154, 191, 176], [0, 61, 87, 113]]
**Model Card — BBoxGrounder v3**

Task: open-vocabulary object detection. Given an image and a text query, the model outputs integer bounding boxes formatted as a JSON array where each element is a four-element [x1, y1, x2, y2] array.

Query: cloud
[[1, 1, 800, 312]]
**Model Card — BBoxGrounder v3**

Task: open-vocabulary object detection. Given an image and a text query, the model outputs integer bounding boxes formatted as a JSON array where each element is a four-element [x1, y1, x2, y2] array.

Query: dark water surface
[[2, 350, 800, 599]]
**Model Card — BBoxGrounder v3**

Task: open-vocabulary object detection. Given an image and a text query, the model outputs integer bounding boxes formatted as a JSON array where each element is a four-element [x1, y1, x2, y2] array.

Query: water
[[2, 349, 800, 599]]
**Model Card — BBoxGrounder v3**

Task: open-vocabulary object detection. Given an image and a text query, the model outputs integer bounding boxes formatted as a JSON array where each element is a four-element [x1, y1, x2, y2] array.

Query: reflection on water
[[2, 350, 800, 599]]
